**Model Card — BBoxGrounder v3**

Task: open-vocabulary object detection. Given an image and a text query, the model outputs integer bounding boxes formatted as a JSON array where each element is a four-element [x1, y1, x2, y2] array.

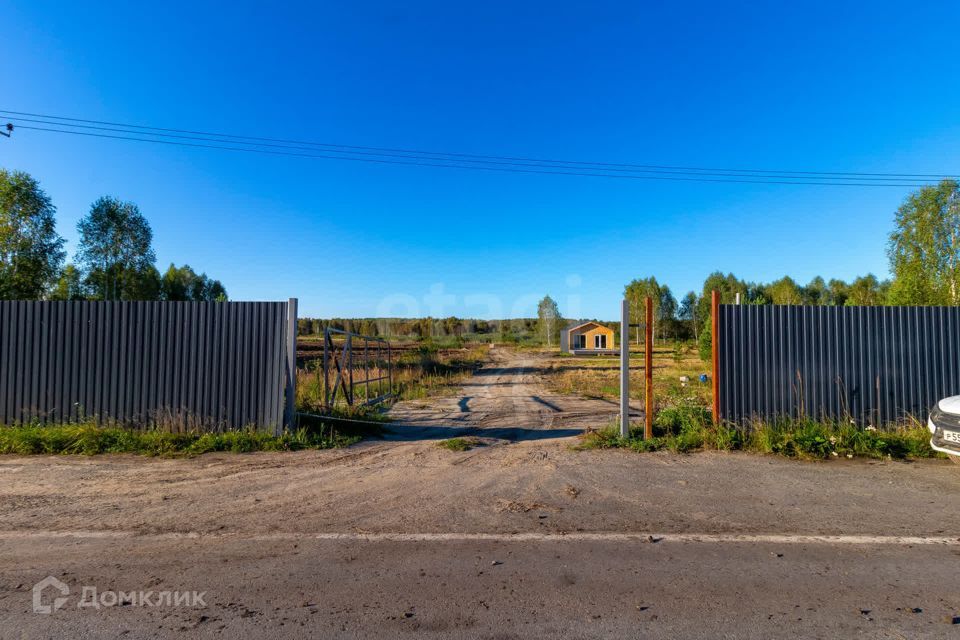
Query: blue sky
[[2, 1, 959, 319]]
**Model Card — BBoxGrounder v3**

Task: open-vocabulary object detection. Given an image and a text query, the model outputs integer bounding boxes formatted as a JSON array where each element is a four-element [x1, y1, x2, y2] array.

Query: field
[[295, 338, 488, 415], [539, 340, 711, 410], [298, 334, 712, 414]]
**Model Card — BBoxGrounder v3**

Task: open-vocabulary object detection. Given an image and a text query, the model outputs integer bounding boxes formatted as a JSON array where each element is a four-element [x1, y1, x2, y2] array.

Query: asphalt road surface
[[2, 349, 959, 638]]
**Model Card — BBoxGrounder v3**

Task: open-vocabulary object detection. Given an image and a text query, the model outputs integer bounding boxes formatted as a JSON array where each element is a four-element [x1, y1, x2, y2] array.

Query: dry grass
[[296, 344, 488, 414], [541, 341, 712, 409]]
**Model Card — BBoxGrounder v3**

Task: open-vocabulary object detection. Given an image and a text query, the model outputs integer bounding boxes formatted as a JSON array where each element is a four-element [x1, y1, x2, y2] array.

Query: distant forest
[[304, 179, 960, 358], [298, 316, 551, 342]]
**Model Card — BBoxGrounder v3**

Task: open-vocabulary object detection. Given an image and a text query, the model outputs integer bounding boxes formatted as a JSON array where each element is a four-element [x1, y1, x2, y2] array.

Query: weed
[[436, 436, 484, 452], [0, 420, 362, 457], [577, 404, 941, 461]]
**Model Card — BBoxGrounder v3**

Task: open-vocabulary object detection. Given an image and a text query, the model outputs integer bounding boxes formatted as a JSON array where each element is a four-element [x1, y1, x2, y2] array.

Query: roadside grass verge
[[578, 399, 942, 461], [0, 420, 367, 457], [436, 436, 484, 452]]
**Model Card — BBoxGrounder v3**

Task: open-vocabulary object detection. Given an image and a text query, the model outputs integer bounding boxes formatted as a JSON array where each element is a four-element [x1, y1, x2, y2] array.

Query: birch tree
[[0, 169, 65, 299], [537, 295, 561, 346], [888, 179, 960, 305], [77, 196, 156, 300]]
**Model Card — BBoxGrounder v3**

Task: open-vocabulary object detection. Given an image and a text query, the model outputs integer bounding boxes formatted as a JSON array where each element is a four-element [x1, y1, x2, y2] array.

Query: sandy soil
[[386, 345, 634, 436]]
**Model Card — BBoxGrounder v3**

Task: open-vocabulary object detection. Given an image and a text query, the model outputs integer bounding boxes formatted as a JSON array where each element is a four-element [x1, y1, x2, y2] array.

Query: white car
[[928, 396, 960, 463]]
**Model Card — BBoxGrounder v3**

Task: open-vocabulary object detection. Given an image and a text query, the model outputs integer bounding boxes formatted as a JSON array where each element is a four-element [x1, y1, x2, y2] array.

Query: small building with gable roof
[[559, 321, 617, 355]]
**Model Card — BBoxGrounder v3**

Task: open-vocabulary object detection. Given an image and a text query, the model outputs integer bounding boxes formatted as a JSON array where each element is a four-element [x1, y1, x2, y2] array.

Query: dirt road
[[386, 346, 633, 439], [2, 347, 960, 638]]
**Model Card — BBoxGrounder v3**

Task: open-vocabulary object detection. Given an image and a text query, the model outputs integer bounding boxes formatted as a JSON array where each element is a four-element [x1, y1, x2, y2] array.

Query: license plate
[[944, 430, 960, 444]]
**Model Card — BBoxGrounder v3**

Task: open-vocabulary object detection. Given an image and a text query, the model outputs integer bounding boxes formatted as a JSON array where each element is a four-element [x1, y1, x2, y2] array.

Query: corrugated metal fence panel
[[0, 301, 290, 433], [718, 304, 960, 425]]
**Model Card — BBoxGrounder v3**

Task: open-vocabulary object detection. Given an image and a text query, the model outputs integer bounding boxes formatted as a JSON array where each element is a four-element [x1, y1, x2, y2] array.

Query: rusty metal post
[[364, 337, 370, 402], [711, 290, 720, 424], [347, 332, 354, 405], [645, 296, 654, 439], [619, 299, 630, 437], [323, 328, 330, 409], [387, 340, 393, 397]]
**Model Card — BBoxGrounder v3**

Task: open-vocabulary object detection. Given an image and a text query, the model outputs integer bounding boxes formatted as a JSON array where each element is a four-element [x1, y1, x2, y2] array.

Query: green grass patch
[[0, 421, 365, 457], [578, 397, 942, 460], [436, 436, 484, 452]]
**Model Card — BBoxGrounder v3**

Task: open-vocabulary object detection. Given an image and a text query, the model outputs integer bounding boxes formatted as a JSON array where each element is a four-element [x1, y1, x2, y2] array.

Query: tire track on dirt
[[386, 347, 615, 439]]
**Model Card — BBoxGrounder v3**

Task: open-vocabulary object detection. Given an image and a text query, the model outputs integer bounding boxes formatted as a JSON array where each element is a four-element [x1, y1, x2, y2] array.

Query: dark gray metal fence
[[0, 300, 297, 433], [717, 304, 960, 425]]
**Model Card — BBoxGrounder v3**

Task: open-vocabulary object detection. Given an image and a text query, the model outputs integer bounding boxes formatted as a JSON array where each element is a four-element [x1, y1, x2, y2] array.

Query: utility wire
[[13, 125, 940, 187], [6, 115, 936, 183], [3, 108, 954, 179], [3, 109, 954, 186]]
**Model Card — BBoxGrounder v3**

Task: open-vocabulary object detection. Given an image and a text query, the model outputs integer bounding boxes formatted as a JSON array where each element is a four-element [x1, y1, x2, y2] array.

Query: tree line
[[0, 168, 227, 302], [300, 297, 568, 345], [298, 316, 554, 341], [624, 179, 960, 358]]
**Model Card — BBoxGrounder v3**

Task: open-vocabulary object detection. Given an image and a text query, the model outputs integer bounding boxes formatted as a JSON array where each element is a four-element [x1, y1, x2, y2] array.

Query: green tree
[[742, 283, 766, 304], [827, 278, 850, 306], [48, 264, 85, 300], [658, 285, 678, 340], [678, 291, 700, 341], [359, 319, 378, 336], [160, 263, 190, 300], [767, 276, 804, 305], [208, 280, 228, 302], [77, 196, 157, 300], [443, 316, 461, 337], [845, 274, 888, 306], [0, 169, 65, 299], [698, 320, 712, 362], [537, 295, 562, 346], [412, 317, 434, 340], [697, 272, 747, 326], [802, 276, 828, 305], [128, 265, 162, 300], [697, 272, 748, 361], [624, 276, 661, 344], [159, 263, 228, 301], [887, 179, 960, 305]]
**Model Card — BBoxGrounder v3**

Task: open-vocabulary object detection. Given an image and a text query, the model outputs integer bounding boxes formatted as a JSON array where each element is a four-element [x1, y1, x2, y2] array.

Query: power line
[[2, 109, 954, 187], [3, 108, 954, 179], [6, 115, 938, 183], [14, 125, 942, 187]]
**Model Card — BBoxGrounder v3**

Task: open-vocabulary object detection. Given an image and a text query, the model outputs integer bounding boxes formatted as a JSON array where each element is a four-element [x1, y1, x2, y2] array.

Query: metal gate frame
[[322, 328, 393, 409]]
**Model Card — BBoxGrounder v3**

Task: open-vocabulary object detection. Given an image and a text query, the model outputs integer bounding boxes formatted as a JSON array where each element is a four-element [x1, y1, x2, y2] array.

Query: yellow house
[[560, 321, 616, 354]]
